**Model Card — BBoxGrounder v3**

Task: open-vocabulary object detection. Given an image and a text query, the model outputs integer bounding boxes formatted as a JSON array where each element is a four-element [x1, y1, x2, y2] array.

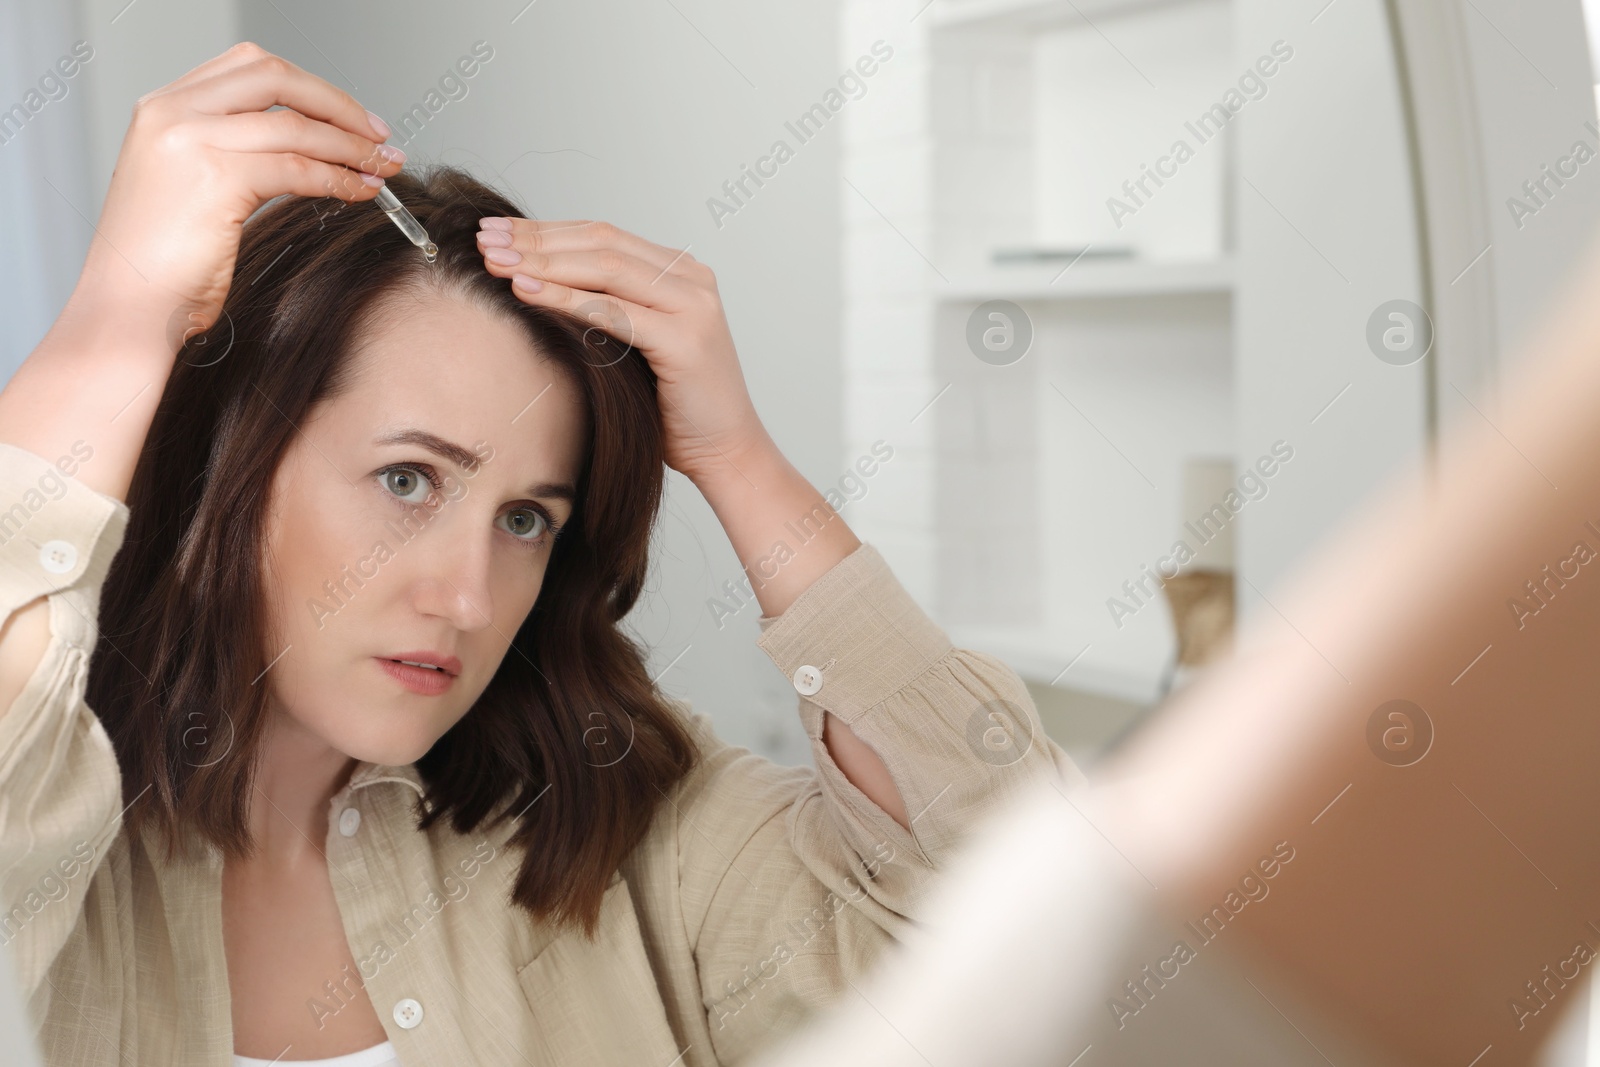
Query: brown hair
[[86, 164, 699, 936]]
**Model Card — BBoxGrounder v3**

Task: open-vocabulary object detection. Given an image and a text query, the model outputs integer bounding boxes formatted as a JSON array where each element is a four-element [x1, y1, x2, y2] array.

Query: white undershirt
[[233, 1040, 400, 1067]]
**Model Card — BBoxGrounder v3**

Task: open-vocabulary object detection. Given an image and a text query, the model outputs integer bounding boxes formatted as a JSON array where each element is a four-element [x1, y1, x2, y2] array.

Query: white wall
[[1465, 0, 1600, 376], [1235, 0, 1600, 608], [1233, 0, 1429, 610]]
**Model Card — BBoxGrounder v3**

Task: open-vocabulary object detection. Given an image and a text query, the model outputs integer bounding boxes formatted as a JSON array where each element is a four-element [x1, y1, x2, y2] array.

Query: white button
[[792, 664, 823, 696], [38, 540, 78, 575], [393, 997, 423, 1029], [338, 807, 361, 837]]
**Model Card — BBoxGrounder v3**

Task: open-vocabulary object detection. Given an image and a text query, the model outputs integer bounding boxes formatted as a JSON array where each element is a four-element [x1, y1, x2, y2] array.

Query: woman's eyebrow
[[373, 429, 577, 503]]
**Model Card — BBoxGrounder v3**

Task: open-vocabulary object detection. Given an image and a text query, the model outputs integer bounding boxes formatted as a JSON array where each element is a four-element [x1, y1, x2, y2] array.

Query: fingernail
[[477, 228, 512, 248], [512, 274, 543, 293], [480, 217, 513, 231], [377, 144, 406, 164], [366, 110, 391, 140], [359, 172, 385, 188], [485, 248, 522, 267]]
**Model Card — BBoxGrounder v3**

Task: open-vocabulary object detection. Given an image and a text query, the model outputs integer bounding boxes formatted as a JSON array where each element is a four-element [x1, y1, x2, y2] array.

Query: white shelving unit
[[842, 0, 1236, 713]]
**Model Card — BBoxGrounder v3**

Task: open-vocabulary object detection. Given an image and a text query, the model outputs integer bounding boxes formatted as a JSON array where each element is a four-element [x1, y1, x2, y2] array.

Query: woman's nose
[[410, 527, 497, 633]]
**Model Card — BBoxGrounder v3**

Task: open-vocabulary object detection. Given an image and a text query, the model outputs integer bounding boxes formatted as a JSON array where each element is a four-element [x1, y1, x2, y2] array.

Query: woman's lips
[[375, 657, 456, 695]]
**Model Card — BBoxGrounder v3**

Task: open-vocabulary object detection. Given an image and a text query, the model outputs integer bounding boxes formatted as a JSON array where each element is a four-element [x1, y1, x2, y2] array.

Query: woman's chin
[[328, 721, 447, 768]]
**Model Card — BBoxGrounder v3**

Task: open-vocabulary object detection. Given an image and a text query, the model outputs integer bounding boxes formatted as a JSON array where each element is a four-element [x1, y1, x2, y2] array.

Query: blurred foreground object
[[752, 187, 1600, 1067], [751, 777, 1406, 1067]]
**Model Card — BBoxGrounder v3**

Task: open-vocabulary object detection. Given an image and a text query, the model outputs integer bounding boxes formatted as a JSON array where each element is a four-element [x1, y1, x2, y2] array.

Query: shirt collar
[[345, 759, 427, 798]]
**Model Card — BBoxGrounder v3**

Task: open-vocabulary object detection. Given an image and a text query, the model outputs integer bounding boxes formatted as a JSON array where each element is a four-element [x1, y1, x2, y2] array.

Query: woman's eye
[[500, 507, 549, 542], [382, 466, 434, 504]]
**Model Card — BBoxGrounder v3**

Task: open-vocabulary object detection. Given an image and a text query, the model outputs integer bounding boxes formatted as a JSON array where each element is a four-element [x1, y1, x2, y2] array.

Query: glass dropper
[[373, 184, 438, 262]]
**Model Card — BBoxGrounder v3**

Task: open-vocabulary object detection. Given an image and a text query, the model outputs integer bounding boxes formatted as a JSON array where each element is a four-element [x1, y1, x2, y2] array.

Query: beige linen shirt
[[0, 439, 1079, 1066]]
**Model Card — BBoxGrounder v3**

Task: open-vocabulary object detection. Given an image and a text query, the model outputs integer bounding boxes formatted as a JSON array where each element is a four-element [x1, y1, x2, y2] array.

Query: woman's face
[[258, 286, 587, 767]]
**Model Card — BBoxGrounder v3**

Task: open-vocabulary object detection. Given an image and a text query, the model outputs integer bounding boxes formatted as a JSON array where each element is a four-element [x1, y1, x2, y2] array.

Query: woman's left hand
[[475, 216, 770, 486]]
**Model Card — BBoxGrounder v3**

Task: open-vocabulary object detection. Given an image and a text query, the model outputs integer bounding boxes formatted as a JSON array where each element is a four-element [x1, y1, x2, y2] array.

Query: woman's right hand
[[84, 40, 404, 346], [0, 41, 403, 510]]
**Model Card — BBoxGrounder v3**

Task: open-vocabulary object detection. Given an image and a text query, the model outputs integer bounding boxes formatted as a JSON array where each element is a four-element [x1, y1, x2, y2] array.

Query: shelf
[[937, 257, 1233, 302], [929, 0, 1217, 32]]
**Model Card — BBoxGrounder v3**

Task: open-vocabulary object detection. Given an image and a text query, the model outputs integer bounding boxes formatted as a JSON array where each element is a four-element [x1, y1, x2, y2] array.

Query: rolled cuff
[[0, 442, 130, 625]]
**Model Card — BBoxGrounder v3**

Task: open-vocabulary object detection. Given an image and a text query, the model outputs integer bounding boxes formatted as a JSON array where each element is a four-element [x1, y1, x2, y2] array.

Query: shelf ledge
[[929, 0, 1220, 32], [937, 257, 1233, 302]]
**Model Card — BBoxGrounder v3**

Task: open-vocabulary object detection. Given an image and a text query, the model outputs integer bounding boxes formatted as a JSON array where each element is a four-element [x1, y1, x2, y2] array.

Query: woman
[[0, 42, 1076, 1067]]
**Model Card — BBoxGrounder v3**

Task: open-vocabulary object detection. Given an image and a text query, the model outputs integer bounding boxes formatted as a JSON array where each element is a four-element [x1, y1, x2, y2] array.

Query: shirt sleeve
[[0, 441, 131, 1005], [671, 541, 1086, 1064]]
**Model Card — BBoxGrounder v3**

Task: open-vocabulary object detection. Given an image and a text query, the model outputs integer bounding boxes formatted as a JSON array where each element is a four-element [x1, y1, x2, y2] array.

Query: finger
[[177, 51, 389, 143], [241, 154, 388, 205], [196, 111, 404, 177], [485, 218, 702, 281], [151, 40, 275, 95], [505, 274, 667, 354], [478, 244, 700, 313]]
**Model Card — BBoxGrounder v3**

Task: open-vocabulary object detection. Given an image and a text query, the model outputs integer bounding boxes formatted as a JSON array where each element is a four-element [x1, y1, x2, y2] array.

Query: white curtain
[[0, 0, 96, 383]]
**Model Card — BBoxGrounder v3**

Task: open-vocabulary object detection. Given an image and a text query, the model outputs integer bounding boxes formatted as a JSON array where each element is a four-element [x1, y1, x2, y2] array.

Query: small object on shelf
[[990, 245, 1135, 265], [1164, 457, 1238, 684], [1162, 568, 1235, 668]]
